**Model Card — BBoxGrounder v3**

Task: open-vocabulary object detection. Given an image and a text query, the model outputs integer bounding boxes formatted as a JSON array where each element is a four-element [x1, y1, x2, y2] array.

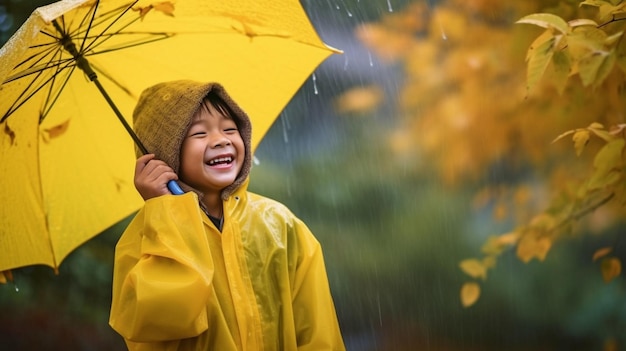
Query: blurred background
[[1, 0, 625, 350]]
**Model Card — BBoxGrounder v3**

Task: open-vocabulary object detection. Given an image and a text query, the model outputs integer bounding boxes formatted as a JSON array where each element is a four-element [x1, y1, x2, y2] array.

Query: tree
[[343, 0, 625, 308]]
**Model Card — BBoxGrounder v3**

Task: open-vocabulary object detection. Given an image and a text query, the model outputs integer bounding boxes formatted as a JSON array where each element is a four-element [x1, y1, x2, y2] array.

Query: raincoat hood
[[133, 80, 253, 200]]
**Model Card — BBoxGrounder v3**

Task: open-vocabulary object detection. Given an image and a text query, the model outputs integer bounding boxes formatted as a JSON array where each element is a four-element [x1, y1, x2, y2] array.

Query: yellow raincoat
[[109, 180, 345, 350]]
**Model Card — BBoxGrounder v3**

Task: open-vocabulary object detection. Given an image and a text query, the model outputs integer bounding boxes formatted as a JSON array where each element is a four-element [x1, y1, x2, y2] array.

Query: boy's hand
[[134, 154, 178, 200]]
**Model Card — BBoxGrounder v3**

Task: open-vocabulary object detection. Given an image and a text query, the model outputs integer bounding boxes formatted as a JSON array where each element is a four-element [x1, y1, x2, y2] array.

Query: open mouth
[[207, 156, 233, 166]]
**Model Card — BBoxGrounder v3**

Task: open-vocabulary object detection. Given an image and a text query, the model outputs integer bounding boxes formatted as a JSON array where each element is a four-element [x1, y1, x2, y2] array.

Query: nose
[[210, 132, 231, 148]]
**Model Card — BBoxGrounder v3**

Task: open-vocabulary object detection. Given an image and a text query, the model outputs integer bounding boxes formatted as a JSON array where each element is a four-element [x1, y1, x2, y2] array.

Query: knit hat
[[132, 80, 252, 200]]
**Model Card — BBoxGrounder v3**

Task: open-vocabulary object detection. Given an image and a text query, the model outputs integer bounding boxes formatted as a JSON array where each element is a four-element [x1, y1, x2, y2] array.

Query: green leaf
[[587, 139, 625, 190], [594, 51, 617, 88], [593, 138, 625, 170], [517, 13, 570, 34], [578, 51, 608, 86], [615, 35, 626, 73], [552, 50, 571, 94], [599, 4, 621, 21], [566, 27, 605, 67]]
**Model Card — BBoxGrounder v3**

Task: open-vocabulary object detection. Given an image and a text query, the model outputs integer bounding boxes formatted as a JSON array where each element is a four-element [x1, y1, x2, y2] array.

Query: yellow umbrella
[[0, 0, 340, 274]]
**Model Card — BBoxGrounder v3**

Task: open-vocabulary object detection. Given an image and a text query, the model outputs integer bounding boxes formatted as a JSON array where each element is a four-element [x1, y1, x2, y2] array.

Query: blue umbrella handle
[[167, 180, 185, 195]]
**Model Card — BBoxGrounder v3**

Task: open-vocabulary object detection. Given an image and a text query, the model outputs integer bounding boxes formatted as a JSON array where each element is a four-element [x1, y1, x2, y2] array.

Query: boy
[[109, 80, 345, 350]]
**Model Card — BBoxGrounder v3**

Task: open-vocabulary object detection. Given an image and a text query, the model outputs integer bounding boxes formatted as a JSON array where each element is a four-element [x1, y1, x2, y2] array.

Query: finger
[[143, 162, 177, 181], [135, 154, 155, 177]]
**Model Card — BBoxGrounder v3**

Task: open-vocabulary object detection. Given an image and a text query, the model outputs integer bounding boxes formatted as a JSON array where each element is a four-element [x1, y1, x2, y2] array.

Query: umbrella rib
[[4, 57, 74, 83], [40, 62, 76, 122], [85, 32, 172, 56], [0, 66, 72, 123], [9, 28, 67, 73], [0, 41, 76, 123], [79, 1, 139, 55]]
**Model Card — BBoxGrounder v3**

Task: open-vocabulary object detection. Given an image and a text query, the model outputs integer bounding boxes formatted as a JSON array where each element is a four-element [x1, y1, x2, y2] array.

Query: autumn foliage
[[343, 0, 626, 308]]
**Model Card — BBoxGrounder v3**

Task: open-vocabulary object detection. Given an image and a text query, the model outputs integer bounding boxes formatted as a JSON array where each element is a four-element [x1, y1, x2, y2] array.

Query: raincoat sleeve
[[291, 219, 345, 350], [109, 192, 214, 342]]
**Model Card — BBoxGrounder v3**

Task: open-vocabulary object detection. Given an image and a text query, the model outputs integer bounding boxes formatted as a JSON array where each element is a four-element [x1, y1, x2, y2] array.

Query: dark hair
[[200, 91, 237, 123]]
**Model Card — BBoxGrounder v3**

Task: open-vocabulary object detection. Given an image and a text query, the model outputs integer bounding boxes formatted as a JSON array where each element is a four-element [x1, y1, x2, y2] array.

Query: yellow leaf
[[593, 247, 613, 261], [153, 2, 175, 17], [460, 282, 481, 308], [516, 233, 553, 263], [526, 37, 556, 92], [589, 122, 604, 129], [588, 123, 613, 142], [335, 85, 385, 114], [572, 129, 590, 156], [604, 31, 623, 46], [459, 259, 487, 280], [483, 256, 497, 269], [133, 1, 175, 19], [552, 129, 576, 143], [517, 13, 569, 34], [601, 257, 621, 283], [41, 119, 70, 142], [4, 123, 16, 146], [497, 232, 520, 246], [525, 30, 553, 62], [482, 231, 520, 256], [568, 19, 599, 28], [0, 270, 13, 284]]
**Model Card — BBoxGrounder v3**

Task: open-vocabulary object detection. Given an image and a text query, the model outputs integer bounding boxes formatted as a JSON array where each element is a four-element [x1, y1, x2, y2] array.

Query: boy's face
[[179, 100, 245, 197]]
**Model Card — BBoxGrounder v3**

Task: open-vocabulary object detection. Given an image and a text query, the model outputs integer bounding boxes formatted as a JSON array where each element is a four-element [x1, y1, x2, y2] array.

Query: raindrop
[[312, 73, 318, 95], [253, 155, 260, 166], [368, 52, 374, 67], [14, 284, 19, 293], [343, 55, 349, 70], [387, 0, 393, 12], [440, 24, 448, 40], [280, 112, 292, 144], [282, 128, 289, 144]]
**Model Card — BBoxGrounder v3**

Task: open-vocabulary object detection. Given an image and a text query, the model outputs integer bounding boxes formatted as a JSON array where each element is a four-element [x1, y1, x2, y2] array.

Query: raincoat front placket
[[217, 195, 264, 350]]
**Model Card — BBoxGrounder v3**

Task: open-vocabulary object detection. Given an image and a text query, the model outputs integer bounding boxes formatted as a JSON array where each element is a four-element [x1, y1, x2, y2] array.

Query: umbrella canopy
[[0, 0, 340, 273]]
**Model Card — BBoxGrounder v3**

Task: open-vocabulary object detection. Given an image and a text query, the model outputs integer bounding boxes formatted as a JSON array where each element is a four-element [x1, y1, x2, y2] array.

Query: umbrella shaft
[[92, 79, 149, 154]]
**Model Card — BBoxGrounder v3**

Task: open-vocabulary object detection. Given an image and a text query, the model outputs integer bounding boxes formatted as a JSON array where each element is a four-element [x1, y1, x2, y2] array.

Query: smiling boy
[[109, 80, 345, 351]]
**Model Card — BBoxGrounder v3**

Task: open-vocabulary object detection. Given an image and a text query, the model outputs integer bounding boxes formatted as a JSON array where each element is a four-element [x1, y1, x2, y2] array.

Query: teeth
[[208, 157, 232, 165]]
